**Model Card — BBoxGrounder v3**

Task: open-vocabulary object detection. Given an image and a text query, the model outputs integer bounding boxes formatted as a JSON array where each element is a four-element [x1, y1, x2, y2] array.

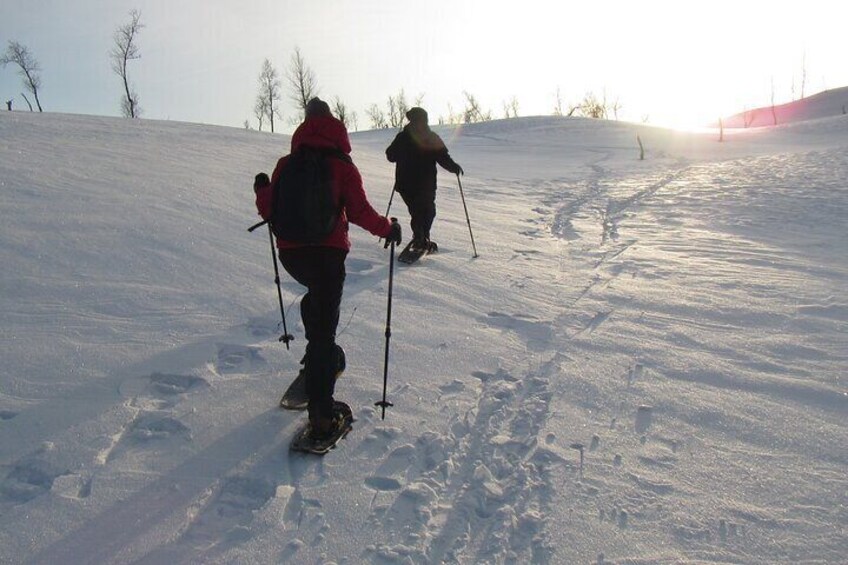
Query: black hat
[[305, 97, 332, 118], [406, 107, 428, 123]]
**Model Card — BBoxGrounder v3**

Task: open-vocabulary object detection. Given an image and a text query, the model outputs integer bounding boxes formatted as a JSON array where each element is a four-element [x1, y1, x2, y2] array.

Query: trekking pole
[[456, 174, 479, 258], [384, 188, 396, 218], [259, 224, 294, 349], [376, 218, 398, 419]]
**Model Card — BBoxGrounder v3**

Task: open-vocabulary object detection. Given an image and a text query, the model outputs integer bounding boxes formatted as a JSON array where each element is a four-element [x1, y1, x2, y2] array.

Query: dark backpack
[[269, 146, 349, 243]]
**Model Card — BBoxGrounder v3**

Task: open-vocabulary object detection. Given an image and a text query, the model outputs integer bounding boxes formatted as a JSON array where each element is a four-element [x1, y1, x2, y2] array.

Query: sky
[[2, 0, 847, 132]]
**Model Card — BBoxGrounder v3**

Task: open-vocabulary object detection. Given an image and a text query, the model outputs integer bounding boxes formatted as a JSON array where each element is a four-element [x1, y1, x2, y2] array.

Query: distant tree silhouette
[[503, 96, 519, 118], [770, 78, 778, 126], [111, 10, 143, 118], [437, 103, 460, 125], [287, 47, 318, 120], [462, 92, 491, 123], [743, 108, 757, 128], [366, 104, 388, 129], [577, 92, 607, 119], [20, 92, 33, 111], [253, 96, 266, 131], [1, 41, 43, 111], [553, 87, 564, 116], [387, 90, 408, 128], [256, 59, 281, 132], [800, 52, 807, 99], [332, 96, 357, 131]]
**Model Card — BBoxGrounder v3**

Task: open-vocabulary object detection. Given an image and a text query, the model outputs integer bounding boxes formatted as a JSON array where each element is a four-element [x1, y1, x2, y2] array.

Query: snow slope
[[721, 86, 848, 128], [1, 110, 846, 564]]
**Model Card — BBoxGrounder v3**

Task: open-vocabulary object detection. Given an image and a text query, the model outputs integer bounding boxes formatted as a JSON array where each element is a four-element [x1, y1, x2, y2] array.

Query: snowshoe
[[398, 239, 436, 265], [290, 401, 354, 455]]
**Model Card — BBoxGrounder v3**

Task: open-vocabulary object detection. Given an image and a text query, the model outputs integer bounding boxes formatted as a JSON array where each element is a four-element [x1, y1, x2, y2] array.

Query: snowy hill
[[1, 110, 846, 564], [720, 85, 848, 128]]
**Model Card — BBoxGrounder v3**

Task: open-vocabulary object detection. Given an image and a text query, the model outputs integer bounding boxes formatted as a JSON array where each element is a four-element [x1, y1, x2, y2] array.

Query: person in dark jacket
[[386, 107, 463, 252], [255, 97, 401, 439]]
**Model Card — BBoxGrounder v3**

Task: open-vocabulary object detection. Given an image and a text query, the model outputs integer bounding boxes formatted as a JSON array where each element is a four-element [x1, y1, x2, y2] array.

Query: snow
[[721, 86, 848, 128], [1, 108, 846, 564]]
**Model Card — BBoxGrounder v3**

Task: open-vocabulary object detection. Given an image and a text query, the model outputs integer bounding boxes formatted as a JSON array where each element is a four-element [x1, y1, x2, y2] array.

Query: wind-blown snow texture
[[1, 110, 846, 564]]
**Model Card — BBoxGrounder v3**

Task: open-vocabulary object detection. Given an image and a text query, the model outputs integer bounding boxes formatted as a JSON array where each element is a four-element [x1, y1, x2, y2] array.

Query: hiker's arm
[[255, 185, 271, 219], [385, 132, 405, 163], [436, 148, 462, 175], [256, 156, 287, 219], [343, 166, 392, 238]]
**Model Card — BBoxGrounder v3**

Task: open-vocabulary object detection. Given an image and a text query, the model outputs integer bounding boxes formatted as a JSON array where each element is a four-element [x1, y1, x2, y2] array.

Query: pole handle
[[247, 219, 268, 232]]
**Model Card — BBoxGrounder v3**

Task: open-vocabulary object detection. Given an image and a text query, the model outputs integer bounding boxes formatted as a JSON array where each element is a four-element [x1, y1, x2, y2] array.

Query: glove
[[384, 219, 402, 248], [455, 164, 464, 176], [254, 172, 270, 193]]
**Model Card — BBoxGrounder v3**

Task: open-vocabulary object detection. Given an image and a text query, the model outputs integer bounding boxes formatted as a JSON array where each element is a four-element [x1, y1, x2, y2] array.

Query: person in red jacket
[[255, 98, 401, 439]]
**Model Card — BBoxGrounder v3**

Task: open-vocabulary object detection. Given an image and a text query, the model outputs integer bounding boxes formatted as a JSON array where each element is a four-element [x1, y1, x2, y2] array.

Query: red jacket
[[256, 115, 392, 250]]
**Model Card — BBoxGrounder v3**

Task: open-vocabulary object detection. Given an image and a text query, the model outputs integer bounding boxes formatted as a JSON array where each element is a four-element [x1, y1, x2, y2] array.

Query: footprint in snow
[[245, 316, 281, 339], [98, 412, 191, 465], [216, 343, 265, 373], [635, 405, 654, 434], [128, 413, 191, 442], [354, 426, 402, 459], [191, 476, 275, 533], [346, 257, 377, 274], [149, 373, 209, 397], [0, 459, 66, 504], [365, 444, 416, 492], [121, 373, 209, 410], [438, 379, 466, 397], [480, 312, 554, 350]]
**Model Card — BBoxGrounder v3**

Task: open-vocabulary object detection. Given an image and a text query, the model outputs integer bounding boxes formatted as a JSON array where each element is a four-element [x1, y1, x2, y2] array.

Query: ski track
[[363, 360, 562, 564]]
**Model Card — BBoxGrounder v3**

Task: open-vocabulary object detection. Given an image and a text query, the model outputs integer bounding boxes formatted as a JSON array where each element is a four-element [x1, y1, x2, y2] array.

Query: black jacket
[[386, 124, 461, 195]]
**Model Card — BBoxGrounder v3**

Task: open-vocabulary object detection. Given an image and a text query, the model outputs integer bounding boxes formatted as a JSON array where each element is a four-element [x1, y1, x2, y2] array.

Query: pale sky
[[2, 0, 846, 131]]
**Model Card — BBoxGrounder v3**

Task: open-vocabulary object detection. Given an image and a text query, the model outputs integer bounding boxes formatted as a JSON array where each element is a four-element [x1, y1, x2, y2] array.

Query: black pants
[[400, 189, 436, 242], [279, 246, 347, 420]]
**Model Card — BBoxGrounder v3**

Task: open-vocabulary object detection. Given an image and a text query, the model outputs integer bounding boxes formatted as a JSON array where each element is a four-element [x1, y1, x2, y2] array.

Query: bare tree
[[20, 92, 33, 111], [503, 96, 519, 118], [576, 92, 607, 119], [770, 77, 778, 126], [332, 96, 357, 131], [462, 92, 492, 123], [553, 87, 564, 116], [287, 47, 318, 119], [387, 89, 408, 128], [256, 59, 281, 132], [446, 103, 460, 124], [366, 104, 388, 129], [253, 95, 268, 131], [0, 41, 43, 111], [800, 52, 807, 99], [110, 10, 144, 118], [743, 108, 757, 128], [610, 96, 622, 120]]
